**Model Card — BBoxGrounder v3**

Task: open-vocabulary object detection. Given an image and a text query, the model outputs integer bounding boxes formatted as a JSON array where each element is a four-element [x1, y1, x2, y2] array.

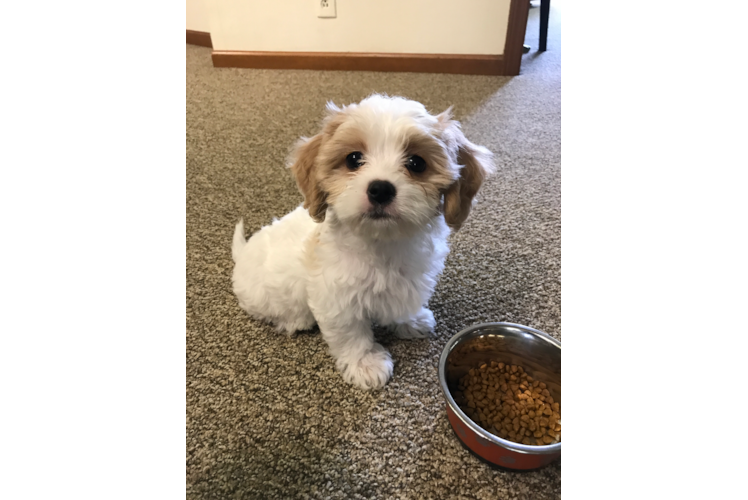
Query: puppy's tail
[[231, 219, 247, 263]]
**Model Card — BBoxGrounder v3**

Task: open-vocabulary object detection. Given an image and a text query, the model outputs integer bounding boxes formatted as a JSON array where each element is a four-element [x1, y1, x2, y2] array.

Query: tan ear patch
[[289, 105, 347, 222], [440, 119, 495, 230], [290, 134, 328, 222]]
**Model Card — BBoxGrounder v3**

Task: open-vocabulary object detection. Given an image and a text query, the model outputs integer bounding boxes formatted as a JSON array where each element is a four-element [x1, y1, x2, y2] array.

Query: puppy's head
[[290, 94, 495, 239]]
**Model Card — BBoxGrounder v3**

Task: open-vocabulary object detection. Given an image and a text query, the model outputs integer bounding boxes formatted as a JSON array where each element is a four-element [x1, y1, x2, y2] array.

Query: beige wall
[[205, 0, 510, 55], [187, 0, 211, 32]]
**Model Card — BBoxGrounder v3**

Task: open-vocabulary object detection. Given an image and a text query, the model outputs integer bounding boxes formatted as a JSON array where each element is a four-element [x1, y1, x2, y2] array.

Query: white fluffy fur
[[231, 95, 493, 390]]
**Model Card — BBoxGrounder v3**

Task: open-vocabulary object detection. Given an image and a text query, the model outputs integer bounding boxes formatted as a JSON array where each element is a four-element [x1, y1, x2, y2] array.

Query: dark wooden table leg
[[539, 0, 550, 52]]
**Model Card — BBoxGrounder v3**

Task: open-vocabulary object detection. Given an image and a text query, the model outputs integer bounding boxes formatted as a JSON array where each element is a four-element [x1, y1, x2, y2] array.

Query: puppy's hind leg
[[390, 307, 436, 339], [274, 307, 316, 335]]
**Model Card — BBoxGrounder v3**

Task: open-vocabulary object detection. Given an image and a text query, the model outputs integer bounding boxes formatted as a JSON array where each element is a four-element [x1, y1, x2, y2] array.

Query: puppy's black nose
[[367, 180, 396, 206]]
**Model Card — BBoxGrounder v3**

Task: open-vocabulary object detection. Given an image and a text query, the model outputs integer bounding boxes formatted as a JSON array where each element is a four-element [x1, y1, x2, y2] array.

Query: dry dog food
[[452, 361, 560, 446]]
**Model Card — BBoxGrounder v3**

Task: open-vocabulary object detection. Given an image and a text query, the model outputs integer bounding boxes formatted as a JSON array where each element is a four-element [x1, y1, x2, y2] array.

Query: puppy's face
[[291, 95, 495, 239]]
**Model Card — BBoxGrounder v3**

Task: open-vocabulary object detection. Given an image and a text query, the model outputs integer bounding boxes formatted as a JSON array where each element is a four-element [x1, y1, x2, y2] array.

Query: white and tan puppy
[[232, 94, 494, 390]]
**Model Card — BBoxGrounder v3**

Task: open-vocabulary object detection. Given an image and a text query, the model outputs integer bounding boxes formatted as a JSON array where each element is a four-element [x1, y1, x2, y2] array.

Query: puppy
[[232, 94, 494, 390]]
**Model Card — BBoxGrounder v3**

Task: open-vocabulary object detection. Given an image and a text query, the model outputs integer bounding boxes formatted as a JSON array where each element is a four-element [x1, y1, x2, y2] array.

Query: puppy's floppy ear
[[289, 102, 344, 223], [290, 134, 327, 222], [438, 109, 496, 231]]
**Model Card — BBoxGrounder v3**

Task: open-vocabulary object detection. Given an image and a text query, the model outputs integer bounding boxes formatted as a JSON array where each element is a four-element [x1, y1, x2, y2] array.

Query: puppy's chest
[[333, 251, 436, 318], [363, 256, 428, 294]]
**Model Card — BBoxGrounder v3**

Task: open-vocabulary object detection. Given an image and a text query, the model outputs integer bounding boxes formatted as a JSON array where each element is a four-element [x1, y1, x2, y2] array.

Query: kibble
[[452, 362, 560, 446]]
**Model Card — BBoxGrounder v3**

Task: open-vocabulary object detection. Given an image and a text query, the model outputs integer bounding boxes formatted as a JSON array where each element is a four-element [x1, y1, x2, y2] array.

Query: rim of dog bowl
[[438, 322, 561, 455]]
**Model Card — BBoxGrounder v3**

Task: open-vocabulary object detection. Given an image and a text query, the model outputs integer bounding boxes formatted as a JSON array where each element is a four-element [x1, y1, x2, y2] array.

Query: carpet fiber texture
[[187, 4, 561, 499]]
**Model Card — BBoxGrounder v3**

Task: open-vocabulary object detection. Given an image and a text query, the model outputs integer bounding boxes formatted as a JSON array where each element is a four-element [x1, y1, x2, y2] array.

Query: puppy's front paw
[[393, 308, 435, 339], [337, 344, 393, 390]]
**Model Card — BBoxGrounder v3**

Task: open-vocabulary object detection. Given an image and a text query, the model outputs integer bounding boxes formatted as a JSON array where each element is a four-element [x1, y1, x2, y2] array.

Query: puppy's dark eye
[[346, 152, 364, 170], [406, 155, 427, 173]]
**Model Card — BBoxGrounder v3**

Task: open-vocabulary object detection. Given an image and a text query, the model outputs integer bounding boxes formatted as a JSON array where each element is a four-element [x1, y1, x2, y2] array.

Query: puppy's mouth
[[363, 208, 397, 221]]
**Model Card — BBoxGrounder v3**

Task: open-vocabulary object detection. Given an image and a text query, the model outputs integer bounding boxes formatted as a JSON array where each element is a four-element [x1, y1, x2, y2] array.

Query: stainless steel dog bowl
[[438, 322, 561, 470]]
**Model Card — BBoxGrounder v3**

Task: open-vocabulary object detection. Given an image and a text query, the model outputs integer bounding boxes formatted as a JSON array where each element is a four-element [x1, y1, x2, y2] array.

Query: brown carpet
[[187, 3, 561, 499]]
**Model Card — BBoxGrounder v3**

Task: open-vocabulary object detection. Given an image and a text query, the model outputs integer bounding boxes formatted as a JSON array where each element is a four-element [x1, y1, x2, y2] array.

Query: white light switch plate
[[317, 0, 336, 18]]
